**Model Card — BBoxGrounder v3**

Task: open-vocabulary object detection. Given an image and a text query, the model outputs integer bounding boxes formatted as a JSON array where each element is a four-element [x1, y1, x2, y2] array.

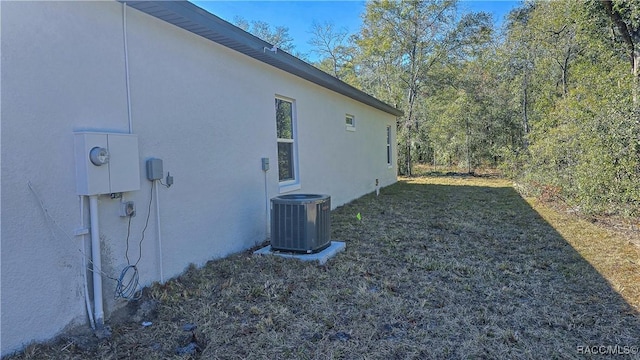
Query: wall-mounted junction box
[[146, 158, 163, 181], [74, 132, 140, 196]]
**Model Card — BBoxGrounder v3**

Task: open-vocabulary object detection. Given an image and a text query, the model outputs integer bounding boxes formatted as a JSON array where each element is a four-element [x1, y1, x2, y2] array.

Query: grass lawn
[[11, 175, 640, 359]]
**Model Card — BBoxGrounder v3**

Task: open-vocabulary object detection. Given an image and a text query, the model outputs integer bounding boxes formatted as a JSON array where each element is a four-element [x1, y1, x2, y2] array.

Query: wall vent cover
[[271, 194, 331, 253]]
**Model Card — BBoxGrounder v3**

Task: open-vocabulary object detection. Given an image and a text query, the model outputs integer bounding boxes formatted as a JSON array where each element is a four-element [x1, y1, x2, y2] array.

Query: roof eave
[[120, 0, 404, 117]]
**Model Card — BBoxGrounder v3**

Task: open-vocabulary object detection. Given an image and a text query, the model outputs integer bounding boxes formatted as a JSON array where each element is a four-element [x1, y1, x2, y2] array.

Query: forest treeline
[[237, 0, 639, 217]]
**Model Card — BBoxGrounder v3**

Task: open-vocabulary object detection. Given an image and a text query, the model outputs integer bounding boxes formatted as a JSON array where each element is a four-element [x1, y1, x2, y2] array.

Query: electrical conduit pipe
[[89, 195, 104, 328], [155, 181, 164, 284], [80, 196, 96, 330]]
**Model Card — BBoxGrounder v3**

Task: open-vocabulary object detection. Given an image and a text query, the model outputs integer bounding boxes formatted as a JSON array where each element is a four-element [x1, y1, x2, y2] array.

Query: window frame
[[386, 125, 392, 167], [275, 96, 300, 192]]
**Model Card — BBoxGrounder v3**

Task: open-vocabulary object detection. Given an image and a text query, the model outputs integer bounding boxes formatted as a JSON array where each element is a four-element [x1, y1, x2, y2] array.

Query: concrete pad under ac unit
[[253, 241, 346, 265]]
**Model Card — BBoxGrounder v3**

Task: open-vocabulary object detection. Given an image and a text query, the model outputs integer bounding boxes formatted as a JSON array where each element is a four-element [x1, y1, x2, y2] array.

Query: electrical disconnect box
[[74, 132, 141, 196], [146, 158, 163, 181]]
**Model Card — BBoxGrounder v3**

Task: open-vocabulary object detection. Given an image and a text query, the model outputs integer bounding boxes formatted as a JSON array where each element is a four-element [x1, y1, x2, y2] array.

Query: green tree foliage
[[354, 0, 496, 175], [425, 11, 520, 171], [501, 0, 640, 216], [304, 0, 638, 216], [598, 0, 640, 103]]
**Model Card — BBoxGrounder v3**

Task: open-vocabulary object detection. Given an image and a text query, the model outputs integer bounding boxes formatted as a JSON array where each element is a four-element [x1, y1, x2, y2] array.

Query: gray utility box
[[271, 194, 331, 253]]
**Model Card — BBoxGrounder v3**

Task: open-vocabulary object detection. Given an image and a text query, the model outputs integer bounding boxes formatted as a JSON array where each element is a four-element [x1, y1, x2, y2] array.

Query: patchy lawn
[[9, 176, 640, 359]]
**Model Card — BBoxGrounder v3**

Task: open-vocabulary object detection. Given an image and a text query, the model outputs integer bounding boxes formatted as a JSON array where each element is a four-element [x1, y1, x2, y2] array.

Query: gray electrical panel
[[146, 158, 163, 181]]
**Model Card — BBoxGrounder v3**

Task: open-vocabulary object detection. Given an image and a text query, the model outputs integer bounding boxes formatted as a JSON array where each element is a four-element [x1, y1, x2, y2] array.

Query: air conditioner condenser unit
[[270, 194, 331, 253]]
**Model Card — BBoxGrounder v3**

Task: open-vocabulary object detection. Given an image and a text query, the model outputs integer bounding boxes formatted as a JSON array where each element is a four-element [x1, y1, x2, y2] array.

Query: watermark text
[[577, 345, 639, 355]]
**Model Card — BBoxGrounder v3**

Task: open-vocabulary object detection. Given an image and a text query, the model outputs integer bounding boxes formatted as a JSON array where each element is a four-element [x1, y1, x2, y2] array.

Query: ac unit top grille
[[274, 194, 326, 203]]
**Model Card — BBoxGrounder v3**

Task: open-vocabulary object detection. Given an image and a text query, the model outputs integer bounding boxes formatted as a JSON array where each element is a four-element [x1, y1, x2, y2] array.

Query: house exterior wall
[[0, 1, 397, 355]]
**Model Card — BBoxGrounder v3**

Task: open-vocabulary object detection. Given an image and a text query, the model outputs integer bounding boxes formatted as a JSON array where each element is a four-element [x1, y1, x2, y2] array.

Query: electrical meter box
[[74, 132, 141, 195]]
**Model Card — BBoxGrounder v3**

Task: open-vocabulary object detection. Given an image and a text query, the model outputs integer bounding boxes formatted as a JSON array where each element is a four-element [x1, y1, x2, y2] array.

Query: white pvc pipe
[[155, 181, 164, 283], [264, 170, 269, 239], [122, 2, 133, 134], [89, 195, 104, 328], [80, 196, 96, 330]]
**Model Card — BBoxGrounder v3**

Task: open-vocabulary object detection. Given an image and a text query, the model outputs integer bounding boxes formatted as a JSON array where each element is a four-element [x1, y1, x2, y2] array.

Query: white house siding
[[0, 1, 397, 355]]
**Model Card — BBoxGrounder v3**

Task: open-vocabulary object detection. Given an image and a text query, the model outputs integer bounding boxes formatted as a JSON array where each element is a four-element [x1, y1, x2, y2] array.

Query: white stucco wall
[[0, 1, 397, 355]]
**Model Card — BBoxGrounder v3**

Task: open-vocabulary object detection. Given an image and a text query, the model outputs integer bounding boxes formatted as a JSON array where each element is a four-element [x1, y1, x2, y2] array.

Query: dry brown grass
[[526, 198, 640, 312], [7, 175, 640, 359]]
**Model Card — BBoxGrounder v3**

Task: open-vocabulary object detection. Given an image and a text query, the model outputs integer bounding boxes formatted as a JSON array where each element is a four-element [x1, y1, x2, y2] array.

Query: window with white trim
[[276, 97, 298, 183], [345, 114, 355, 131], [386, 125, 392, 166]]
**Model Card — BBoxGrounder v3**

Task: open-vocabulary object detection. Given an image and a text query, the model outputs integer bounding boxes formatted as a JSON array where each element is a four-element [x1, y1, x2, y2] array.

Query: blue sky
[[192, 1, 522, 61]]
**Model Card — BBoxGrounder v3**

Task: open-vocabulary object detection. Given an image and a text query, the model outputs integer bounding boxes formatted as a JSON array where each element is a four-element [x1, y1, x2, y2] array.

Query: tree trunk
[[406, 125, 412, 177], [465, 116, 471, 174], [562, 55, 569, 97], [522, 70, 530, 149], [601, 0, 639, 104], [634, 45, 639, 104]]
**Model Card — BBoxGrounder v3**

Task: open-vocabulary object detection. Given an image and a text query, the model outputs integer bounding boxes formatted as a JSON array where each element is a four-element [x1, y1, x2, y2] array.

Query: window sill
[[346, 126, 356, 132], [279, 183, 301, 193]]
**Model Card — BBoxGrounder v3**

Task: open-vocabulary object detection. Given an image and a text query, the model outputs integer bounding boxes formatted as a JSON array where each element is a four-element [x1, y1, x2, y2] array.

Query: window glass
[[276, 99, 293, 139], [346, 115, 354, 127], [276, 98, 296, 183], [278, 142, 294, 181]]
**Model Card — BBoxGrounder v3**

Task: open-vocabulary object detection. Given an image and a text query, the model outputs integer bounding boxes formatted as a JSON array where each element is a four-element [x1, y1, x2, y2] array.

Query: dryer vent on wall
[[270, 194, 331, 253]]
